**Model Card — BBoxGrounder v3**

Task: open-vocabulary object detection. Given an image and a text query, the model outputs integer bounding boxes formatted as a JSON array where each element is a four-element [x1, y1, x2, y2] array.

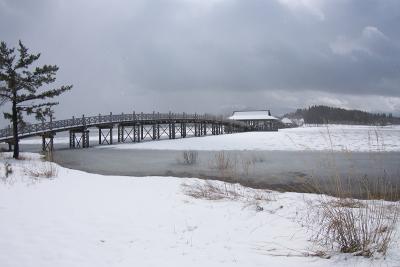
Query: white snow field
[[1, 153, 399, 267], [108, 125, 400, 152], [19, 124, 400, 152]]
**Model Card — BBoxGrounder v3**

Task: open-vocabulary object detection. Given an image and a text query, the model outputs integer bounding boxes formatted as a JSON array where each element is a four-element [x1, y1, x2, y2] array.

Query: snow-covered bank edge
[[17, 124, 400, 152], [0, 153, 399, 267]]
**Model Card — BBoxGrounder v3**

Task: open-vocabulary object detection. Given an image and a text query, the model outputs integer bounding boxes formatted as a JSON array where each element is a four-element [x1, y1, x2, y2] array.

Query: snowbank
[[0, 153, 399, 266], [107, 125, 400, 152]]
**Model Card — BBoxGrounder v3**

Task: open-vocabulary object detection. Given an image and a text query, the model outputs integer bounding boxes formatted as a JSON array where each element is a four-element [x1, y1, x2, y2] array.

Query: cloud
[[330, 26, 392, 57], [277, 0, 325, 20], [0, 0, 400, 124]]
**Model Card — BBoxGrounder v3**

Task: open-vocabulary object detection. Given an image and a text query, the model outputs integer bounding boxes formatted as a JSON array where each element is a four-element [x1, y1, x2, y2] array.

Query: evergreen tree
[[0, 40, 72, 159]]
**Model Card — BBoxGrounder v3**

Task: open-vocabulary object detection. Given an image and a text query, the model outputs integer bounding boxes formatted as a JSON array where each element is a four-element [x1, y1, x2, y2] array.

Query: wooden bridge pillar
[[195, 123, 200, 137], [181, 123, 186, 138], [69, 129, 89, 149], [98, 125, 113, 145], [152, 124, 156, 140], [171, 122, 176, 139], [5, 140, 14, 152], [117, 125, 122, 143], [41, 132, 55, 152], [136, 125, 141, 142]]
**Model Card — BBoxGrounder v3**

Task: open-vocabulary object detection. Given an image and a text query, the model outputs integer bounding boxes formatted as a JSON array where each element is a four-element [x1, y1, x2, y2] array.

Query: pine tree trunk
[[12, 98, 19, 159]]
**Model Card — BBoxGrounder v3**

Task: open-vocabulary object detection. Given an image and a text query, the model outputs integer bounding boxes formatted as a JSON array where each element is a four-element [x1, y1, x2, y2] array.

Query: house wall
[[239, 119, 278, 131]]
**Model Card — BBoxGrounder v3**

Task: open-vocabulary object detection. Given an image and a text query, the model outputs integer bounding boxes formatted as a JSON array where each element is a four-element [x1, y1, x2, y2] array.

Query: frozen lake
[[51, 148, 400, 192], [8, 125, 400, 195]]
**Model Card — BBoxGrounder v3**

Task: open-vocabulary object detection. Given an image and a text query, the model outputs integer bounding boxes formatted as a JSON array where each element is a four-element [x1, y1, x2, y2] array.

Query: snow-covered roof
[[281, 117, 293, 124], [228, 111, 278, 121]]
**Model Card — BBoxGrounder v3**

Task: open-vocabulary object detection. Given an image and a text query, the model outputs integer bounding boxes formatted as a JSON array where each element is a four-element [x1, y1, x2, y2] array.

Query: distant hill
[[284, 105, 400, 125]]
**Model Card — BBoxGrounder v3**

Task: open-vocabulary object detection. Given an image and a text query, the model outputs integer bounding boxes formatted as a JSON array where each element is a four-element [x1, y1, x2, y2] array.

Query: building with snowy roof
[[228, 110, 278, 131], [281, 117, 294, 127]]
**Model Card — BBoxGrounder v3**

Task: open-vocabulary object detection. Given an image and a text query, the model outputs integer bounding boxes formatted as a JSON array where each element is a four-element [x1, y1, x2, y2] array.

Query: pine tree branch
[[0, 41, 16, 71], [14, 41, 41, 70], [16, 85, 72, 103]]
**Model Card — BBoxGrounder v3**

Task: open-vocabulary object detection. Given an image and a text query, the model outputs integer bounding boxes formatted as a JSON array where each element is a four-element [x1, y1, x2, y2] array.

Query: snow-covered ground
[[108, 125, 400, 152], [0, 153, 399, 266], [19, 125, 400, 152]]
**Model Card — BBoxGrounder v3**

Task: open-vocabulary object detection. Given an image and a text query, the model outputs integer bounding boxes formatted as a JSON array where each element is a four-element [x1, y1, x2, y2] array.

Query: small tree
[[0, 40, 72, 159]]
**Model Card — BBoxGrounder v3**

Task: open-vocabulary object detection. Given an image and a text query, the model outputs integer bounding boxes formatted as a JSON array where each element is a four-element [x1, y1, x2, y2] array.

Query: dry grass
[[210, 152, 259, 180], [303, 127, 400, 258], [213, 152, 233, 172], [24, 162, 58, 179], [296, 128, 400, 257], [182, 180, 275, 205], [181, 150, 198, 165], [307, 194, 399, 257], [0, 161, 13, 184]]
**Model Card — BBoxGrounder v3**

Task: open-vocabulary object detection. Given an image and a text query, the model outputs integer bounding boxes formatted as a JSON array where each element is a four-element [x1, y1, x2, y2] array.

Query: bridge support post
[[69, 129, 90, 149], [69, 131, 75, 148], [152, 124, 157, 140], [171, 122, 176, 139], [5, 140, 14, 152], [181, 123, 186, 138], [83, 130, 89, 148], [98, 125, 113, 145], [140, 124, 144, 140], [41, 133, 55, 152], [136, 125, 140, 142], [117, 125, 122, 143]]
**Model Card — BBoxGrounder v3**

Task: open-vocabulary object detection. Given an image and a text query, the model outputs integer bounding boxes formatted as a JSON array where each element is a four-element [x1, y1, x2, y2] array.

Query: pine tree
[[0, 40, 72, 159]]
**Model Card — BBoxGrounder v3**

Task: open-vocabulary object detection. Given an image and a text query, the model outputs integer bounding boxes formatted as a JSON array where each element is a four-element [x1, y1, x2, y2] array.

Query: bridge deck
[[0, 112, 248, 148]]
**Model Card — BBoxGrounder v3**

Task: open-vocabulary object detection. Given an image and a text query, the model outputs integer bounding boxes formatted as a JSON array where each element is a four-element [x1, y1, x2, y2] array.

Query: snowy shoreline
[[1, 153, 399, 266], [16, 124, 400, 152]]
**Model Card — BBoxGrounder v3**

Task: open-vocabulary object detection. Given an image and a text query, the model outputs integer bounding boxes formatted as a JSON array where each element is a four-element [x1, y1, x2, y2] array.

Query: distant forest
[[285, 105, 400, 125]]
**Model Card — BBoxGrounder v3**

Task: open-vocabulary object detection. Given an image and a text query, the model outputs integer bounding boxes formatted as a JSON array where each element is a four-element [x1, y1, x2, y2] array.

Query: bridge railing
[[0, 112, 242, 141]]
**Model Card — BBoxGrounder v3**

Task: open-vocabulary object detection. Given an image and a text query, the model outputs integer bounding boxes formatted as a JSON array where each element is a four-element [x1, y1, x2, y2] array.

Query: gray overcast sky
[[1, 0, 400, 123]]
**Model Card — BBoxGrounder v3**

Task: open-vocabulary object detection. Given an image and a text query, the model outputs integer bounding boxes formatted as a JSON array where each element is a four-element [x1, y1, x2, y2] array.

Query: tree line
[[285, 105, 400, 125]]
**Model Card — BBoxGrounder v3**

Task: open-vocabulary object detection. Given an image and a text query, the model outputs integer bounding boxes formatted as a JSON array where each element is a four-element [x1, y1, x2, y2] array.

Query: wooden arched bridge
[[0, 112, 249, 151]]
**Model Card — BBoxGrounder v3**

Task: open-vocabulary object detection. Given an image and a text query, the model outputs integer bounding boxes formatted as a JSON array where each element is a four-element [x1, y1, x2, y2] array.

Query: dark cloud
[[1, 0, 399, 123]]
